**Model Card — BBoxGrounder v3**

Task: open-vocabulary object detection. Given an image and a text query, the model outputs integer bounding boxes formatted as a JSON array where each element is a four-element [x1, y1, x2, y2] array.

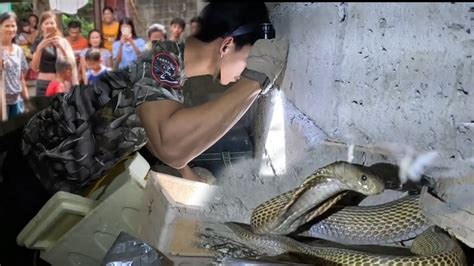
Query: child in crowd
[[85, 48, 111, 85], [45, 59, 73, 97]]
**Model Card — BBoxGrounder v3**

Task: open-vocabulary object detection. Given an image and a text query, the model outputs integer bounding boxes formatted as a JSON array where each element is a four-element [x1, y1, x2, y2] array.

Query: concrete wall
[[263, 2, 474, 178], [132, 0, 201, 39], [204, 2, 474, 224]]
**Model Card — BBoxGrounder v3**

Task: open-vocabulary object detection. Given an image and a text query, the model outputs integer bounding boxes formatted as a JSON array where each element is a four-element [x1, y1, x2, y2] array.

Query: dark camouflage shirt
[[22, 41, 186, 194]]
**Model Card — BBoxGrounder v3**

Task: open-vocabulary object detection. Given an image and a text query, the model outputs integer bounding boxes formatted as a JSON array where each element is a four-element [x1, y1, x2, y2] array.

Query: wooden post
[[94, 0, 102, 31]]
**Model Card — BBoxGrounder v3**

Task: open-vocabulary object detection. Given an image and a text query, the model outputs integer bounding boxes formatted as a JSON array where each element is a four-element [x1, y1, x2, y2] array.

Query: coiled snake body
[[222, 161, 467, 265], [305, 195, 429, 245]]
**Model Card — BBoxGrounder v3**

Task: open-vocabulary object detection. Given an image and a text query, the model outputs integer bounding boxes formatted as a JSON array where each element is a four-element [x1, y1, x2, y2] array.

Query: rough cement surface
[[133, 0, 198, 38], [269, 3, 474, 173], [197, 91, 391, 224]]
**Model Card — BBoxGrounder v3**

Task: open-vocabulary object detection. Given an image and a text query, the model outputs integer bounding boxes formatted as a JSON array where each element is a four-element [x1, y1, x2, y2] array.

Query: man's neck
[[184, 37, 220, 78], [68, 36, 79, 42]]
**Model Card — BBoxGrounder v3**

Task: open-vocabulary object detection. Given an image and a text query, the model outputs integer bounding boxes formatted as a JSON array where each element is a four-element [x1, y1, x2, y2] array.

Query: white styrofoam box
[[88, 152, 150, 201], [17, 152, 150, 266], [137, 171, 218, 257], [16, 191, 97, 250]]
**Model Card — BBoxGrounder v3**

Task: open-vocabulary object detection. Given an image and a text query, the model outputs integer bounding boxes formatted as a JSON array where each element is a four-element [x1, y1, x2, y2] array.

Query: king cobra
[[219, 161, 467, 265]]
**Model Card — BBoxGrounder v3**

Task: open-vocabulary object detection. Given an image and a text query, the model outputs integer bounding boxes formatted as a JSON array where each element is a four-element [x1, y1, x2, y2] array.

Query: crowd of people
[[0, 7, 201, 120]]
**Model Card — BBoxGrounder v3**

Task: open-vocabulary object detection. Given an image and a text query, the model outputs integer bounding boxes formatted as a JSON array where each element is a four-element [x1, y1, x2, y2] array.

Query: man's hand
[[245, 37, 289, 94]]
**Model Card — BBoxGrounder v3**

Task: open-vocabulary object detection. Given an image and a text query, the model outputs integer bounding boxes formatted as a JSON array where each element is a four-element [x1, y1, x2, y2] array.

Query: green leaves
[[61, 14, 94, 38]]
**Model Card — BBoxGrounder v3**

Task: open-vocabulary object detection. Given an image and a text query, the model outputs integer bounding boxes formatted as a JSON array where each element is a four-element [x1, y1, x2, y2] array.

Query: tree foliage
[[61, 14, 94, 37], [12, 2, 34, 20]]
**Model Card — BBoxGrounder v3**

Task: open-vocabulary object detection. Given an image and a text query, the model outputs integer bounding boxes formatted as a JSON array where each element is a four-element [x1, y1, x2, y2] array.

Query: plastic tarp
[[101, 231, 172, 266]]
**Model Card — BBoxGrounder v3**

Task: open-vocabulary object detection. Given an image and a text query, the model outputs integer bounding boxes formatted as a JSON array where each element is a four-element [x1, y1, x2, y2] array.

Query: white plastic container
[[17, 152, 150, 266], [137, 170, 218, 258]]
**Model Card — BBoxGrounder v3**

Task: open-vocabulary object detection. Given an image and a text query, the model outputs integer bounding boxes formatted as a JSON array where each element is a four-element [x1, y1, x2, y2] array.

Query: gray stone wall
[[132, 0, 200, 40], [260, 3, 474, 179]]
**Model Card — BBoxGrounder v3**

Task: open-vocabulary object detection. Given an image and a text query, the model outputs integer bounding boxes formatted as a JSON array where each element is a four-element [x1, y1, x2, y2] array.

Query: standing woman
[[101, 6, 119, 53], [112, 17, 145, 70], [0, 12, 29, 119], [30, 11, 78, 96], [79, 29, 112, 84]]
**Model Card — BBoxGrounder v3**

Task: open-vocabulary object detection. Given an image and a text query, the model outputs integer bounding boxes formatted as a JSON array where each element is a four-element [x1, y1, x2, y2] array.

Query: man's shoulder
[[79, 37, 89, 46]]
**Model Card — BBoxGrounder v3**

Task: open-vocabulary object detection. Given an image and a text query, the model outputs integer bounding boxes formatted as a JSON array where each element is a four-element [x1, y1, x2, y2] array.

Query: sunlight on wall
[[259, 92, 287, 177]]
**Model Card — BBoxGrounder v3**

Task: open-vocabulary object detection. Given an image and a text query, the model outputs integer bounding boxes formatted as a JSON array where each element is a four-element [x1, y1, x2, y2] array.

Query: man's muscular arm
[[137, 78, 260, 169]]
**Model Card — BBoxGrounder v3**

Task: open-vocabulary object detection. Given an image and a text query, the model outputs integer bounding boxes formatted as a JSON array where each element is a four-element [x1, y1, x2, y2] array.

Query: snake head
[[330, 161, 385, 195]]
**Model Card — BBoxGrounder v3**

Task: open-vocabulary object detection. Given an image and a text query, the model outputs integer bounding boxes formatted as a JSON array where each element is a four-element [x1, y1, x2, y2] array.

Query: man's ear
[[219, 36, 234, 57]]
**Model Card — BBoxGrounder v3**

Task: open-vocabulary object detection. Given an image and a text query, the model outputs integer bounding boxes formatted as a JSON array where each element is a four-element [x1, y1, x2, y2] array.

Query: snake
[[217, 161, 467, 265], [302, 194, 430, 246]]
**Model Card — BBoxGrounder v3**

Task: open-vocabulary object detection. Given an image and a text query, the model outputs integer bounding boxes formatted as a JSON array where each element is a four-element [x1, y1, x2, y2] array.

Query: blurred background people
[[101, 6, 119, 52], [26, 13, 39, 41], [45, 58, 73, 97], [145, 23, 166, 49], [65, 20, 88, 83], [15, 19, 33, 61], [190, 16, 202, 36], [168, 17, 185, 42], [84, 48, 111, 85], [112, 17, 145, 70], [0, 12, 29, 119], [66, 21, 88, 60], [80, 29, 112, 84], [30, 11, 78, 96]]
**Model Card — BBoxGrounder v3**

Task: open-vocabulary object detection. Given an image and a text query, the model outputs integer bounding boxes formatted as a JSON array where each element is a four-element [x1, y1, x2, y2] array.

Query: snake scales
[[217, 161, 467, 265]]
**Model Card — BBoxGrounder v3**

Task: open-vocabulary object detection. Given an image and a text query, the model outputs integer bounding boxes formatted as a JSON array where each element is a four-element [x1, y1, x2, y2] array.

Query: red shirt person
[[45, 59, 73, 96]]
